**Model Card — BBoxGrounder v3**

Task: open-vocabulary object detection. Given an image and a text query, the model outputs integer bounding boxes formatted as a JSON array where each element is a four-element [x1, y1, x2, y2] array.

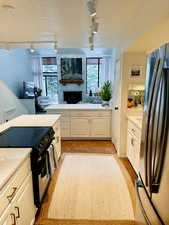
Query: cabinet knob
[[115, 107, 119, 110]]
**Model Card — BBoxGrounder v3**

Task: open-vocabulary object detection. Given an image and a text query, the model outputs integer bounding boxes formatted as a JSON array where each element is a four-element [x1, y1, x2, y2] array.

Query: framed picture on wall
[[129, 66, 143, 77]]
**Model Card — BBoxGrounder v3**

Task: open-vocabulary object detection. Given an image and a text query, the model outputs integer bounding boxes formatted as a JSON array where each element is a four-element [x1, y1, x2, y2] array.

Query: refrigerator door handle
[[136, 180, 152, 225], [146, 55, 166, 192], [152, 68, 169, 192]]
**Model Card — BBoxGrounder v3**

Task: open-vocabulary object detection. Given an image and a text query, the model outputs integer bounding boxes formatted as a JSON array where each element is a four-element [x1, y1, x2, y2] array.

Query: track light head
[[86, 0, 96, 17], [54, 41, 58, 53], [92, 21, 99, 34], [29, 44, 35, 53], [90, 44, 94, 51]]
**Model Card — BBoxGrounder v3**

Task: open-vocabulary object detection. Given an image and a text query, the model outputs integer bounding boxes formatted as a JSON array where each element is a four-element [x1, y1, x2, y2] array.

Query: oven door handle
[[51, 143, 57, 168]]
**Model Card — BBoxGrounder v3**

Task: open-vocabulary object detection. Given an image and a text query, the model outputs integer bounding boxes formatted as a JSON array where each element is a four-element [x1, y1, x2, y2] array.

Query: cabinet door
[[53, 122, 61, 158], [71, 118, 90, 137], [127, 131, 140, 173], [1, 213, 14, 225], [91, 118, 111, 138], [127, 131, 134, 164], [15, 175, 35, 225]]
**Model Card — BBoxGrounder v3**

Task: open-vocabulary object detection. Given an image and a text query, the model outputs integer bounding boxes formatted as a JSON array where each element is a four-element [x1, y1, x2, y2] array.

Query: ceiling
[[0, 0, 169, 50]]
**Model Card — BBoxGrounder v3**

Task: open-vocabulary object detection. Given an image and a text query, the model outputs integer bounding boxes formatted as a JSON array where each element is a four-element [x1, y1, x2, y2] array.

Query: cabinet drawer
[[0, 157, 31, 216], [47, 110, 70, 117], [70, 110, 111, 118], [128, 120, 141, 140]]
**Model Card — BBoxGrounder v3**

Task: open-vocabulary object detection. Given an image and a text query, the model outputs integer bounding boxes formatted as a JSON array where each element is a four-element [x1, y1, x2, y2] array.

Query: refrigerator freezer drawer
[[135, 180, 164, 225]]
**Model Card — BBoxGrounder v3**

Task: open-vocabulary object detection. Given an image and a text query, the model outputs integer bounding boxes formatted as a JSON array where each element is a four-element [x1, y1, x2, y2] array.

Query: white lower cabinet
[[14, 174, 35, 225], [127, 120, 141, 173], [1, 174, 35, 225], [91, 118, 110, 137], [71, 118, 90, 137], [47, 109, 112, 139], [0, 157, 36, 225]]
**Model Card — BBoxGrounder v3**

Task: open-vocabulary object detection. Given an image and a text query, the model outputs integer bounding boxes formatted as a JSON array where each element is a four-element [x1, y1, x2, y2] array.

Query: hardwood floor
[[61, 140, 117, 154], [35, 141, 137, 225]]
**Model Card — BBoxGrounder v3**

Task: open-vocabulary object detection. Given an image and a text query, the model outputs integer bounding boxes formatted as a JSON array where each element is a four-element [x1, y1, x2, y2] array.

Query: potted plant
[[100, 81, 112, 106]]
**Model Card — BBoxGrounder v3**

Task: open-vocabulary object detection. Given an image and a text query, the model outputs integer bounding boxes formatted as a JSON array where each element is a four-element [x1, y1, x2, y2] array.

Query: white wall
[[0, 49, 33, 97], [113, 52, 147, 157]]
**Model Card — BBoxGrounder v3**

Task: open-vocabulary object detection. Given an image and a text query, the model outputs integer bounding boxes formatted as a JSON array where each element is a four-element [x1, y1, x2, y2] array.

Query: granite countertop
[[0, 114, 61, 190], [0, 148, 31, 190], [46, 104, 112, 111], [128, 116, 143, 130]]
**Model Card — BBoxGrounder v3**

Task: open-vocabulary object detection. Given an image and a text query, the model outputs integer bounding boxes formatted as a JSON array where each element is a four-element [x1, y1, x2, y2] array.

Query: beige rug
[[48, 154, 134, 221]]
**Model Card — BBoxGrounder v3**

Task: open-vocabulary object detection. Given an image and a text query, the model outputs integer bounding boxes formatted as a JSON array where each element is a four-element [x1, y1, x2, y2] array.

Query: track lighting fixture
[[53, 41, 58, 53], [29, 44, 35, 53], [90, 44, 94, 51], [86, 0, 98, 50], [86, 0, 97, 17], [0, 41, 59, 51], [92, 17, 99, 34]]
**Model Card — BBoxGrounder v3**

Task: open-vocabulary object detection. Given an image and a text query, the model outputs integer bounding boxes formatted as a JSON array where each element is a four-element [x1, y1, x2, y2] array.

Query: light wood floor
[[35, 141, 137, 225]]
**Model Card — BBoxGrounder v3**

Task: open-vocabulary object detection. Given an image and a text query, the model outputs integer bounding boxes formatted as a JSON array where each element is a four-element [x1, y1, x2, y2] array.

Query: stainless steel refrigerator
[[135, 44, 169, 225]]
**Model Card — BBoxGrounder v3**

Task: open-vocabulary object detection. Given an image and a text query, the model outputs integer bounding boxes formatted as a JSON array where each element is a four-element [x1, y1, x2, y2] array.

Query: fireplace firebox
[[64, 91, 82, 104]]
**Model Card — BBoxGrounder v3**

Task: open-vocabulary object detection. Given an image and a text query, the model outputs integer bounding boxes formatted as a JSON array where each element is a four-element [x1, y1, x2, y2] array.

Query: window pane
[[43, 76, 58, 97], [87, 64, 99, 93], [43, 65, 57, 73]]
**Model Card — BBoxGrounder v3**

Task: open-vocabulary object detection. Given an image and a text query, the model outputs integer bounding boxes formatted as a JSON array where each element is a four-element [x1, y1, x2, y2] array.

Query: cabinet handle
[[15, 206, 20, 219], [131, 138, 134, 146], [10, 213, 16, 225], [7, 187, 17, 202], [132, 128, 135, 133]]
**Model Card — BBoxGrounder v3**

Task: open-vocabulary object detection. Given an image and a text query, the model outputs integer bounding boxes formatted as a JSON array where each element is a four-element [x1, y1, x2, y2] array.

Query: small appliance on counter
[[0, 126, 57, 208]]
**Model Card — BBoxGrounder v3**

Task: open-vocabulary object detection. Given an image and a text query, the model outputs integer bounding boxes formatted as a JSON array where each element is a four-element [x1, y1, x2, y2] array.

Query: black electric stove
[[0, 126, 54, 155]]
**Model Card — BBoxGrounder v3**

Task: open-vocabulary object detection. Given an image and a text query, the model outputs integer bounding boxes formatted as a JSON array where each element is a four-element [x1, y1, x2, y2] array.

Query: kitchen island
[[46, 104, 112, 139], [0, 114, 61, 225]]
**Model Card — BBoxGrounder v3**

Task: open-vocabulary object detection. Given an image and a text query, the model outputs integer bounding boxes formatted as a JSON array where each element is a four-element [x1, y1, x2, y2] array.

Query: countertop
[[0, 148, 31, 190], [0, 114, 61, 132], [46, 104, 112, 111], [0, 114, 61, 190], [127, 116, 143, 130]]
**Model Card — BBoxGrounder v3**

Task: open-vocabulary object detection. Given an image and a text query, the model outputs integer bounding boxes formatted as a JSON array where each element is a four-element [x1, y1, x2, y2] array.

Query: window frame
[[86, 57, 102, 93]]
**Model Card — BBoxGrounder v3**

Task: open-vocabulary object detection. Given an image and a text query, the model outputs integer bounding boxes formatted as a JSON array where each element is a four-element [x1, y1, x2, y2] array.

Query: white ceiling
[[0, 0, 169, 50]]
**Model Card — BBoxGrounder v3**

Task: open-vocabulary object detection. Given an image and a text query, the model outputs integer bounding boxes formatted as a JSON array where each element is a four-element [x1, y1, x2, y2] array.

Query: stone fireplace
[[63, 91, 82, 104]]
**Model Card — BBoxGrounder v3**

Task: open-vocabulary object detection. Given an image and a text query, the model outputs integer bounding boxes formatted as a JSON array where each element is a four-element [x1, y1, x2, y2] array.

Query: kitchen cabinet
[[91, 118, 110, 137], [53, 120, 61, 158], [47, 109, 111, 139], [0, 158, 36, 225], [14, 175, 35, 225], [127, 119, 141, 173], [71, 118, 90, 137]]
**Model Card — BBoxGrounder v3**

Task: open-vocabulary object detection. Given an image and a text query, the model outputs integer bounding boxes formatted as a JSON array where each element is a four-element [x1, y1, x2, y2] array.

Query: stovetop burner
[[0, 126, 54, 150]]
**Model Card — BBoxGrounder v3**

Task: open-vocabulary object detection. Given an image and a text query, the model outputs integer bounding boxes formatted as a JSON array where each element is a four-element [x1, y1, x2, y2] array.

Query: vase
[[101, 100, 109, 107]]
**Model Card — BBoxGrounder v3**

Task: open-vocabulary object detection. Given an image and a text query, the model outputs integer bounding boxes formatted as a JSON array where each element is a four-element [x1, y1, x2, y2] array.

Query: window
[[42, 57, 58, 97], [86, 58, 103, 93]]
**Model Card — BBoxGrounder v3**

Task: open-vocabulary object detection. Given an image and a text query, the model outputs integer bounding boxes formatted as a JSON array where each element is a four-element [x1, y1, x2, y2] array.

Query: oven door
[[47, 141, 58, 175], [37, 152, 51, 204]]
